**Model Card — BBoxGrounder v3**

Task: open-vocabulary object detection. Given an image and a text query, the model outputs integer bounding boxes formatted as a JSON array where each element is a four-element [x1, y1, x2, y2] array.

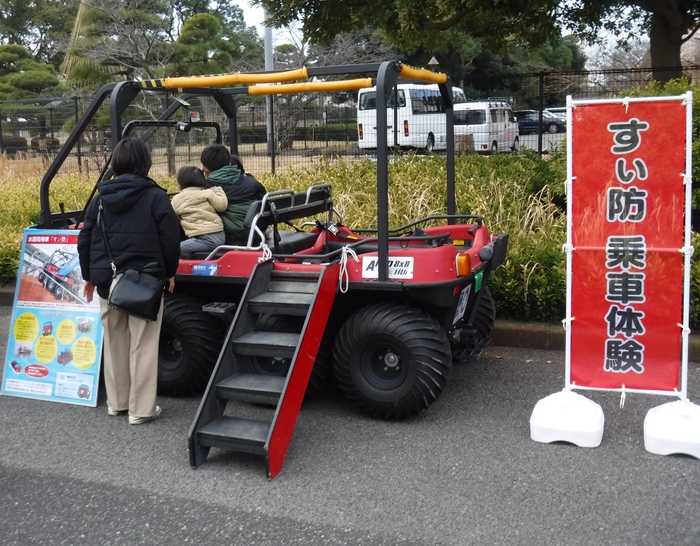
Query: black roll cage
[[37, 61, 456, 282]]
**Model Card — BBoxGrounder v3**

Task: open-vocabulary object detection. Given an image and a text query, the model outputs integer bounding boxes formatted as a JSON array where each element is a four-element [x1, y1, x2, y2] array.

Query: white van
[[357, 84, 467, 151], [453, 98, 520, 154]]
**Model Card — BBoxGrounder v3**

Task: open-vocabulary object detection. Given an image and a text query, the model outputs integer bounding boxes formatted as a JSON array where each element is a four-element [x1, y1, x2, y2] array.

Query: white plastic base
[[644, 399, 700, 459], [530, 390, 604, 448]]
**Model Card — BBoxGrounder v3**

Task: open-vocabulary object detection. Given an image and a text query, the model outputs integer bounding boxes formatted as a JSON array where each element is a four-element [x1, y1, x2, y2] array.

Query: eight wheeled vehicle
[[37, 61, 508, 477]]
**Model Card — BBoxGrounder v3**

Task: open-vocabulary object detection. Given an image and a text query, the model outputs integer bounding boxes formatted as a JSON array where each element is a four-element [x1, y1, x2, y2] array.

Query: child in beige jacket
[[172, 166, 229, 258]]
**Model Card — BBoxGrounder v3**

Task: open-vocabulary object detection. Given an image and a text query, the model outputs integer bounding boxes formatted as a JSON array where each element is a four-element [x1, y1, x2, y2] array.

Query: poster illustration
[[1, 229, 103, 406]]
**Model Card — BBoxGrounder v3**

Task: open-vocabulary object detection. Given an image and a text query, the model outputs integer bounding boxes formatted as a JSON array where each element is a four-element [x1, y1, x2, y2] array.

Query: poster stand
[[530, 388, 604, 448], [644, 398, 700, 458], [1, 228, 104, 407], [530, 93, 697, 457]]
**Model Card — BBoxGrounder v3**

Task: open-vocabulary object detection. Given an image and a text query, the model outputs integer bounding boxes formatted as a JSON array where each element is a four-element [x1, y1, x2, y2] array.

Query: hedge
[[0, 77, 698, 327], [237, 125, 358, 145]]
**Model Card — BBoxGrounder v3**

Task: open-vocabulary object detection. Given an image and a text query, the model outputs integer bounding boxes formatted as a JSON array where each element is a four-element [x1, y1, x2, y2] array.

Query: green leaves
[[0, 44, 61, 100], [262, 152, 568, 321], [2, 143, 699, 326]]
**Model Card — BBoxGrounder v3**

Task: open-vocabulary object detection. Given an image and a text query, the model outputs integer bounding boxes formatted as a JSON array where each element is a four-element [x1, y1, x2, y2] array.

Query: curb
[[1, 284, 698, 360], [493, 319, 700, 362], [0, 285, 16, 308]]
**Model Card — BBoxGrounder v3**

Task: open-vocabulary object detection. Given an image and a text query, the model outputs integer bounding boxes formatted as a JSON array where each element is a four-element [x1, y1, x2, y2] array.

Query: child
[[172, 166, 228, 258], [200, 144, 267, 244]]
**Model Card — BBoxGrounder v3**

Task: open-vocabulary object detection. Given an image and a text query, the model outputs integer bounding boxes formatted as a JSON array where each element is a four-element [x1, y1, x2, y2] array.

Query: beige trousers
[[99, 291, 163, 418]]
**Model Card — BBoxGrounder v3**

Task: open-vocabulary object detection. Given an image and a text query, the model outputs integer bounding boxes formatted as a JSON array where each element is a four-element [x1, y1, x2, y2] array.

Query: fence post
[[538, 71, 544, 155], [267, 96, 275, 174], [251, 106, 256, 154], [0, 103, 4, 153], [74, 96, 82, 170], [303, 108, 307, 150]]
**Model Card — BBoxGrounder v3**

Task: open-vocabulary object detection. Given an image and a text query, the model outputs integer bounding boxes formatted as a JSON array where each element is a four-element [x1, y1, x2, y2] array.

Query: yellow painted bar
[[399, 64, 447, 84], [140, 67, 309, 89], [248, 78, 374, 95]]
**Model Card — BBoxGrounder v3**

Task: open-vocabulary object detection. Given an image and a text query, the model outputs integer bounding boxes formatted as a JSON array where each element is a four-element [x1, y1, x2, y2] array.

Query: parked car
[[514, 110, 566, 134], [545, 107, 566, 120], [454, 98, 520, 153]]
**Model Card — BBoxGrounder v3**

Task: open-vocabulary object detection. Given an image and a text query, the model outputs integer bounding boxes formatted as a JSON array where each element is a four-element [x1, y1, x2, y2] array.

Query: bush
[[0, 139, 696, 328], [258, 152, 568, 322]]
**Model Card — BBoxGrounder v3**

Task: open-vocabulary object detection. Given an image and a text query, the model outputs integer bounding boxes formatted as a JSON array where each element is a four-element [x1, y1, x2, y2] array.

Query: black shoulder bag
[[98, 201, 166, 322]]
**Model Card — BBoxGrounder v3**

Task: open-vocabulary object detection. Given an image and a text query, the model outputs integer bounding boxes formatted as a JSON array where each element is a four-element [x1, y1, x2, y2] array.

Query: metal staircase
[[188, 259, 339, 479]]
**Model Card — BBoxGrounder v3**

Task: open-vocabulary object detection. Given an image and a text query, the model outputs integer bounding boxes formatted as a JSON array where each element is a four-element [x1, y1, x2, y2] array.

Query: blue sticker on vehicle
[[192, 263, 218, 276]]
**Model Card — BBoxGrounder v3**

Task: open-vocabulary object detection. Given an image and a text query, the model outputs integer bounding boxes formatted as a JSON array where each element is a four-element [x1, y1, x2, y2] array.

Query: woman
[[78, 138, 181, 424]]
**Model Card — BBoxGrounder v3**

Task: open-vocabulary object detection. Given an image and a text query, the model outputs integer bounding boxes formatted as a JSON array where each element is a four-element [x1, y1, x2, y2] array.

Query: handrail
[[138, 63, 446, 93], [304, 184, 332, 205], [353, 215, 484, 235], [399, 65, 447, 84], [271, 234, 455, 262], [200, 233, 456, 264], [245, 189, 297, 247], [141, 68, 309, 89], [248, 78, 374, 95]]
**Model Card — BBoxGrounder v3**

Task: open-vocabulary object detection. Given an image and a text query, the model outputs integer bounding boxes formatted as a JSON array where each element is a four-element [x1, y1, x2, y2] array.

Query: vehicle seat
[[325, 231, 451, 255], [268, 231, 319, 254]]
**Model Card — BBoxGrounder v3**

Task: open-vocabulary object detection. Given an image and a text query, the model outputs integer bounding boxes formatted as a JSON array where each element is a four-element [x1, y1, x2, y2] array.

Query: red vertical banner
[[570, 100, 687, 391]]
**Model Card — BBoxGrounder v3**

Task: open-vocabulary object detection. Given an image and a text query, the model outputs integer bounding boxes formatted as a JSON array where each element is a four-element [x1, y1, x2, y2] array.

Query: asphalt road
[[1, 304, 699, 546]]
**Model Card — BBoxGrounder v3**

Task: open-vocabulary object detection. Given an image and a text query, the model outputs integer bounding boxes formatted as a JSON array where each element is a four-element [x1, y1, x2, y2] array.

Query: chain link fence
[[1, 66, 697, 176]]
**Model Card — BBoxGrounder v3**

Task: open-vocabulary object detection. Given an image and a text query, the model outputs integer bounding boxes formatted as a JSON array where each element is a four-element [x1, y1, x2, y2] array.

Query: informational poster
[[569, 98, 688, 392], [1, 229, 103, 406]]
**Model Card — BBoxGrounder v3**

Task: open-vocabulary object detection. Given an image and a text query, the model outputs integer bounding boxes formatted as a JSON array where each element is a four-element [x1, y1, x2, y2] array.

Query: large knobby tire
[[249, 314, 333, 397], [454, 289, 496, 360], [332, 303, 452, 419], [158, 294, 225, 396]]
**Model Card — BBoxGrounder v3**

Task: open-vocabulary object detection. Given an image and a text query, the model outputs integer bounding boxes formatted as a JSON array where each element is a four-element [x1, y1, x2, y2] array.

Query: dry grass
[[0, 150, 572, 323]]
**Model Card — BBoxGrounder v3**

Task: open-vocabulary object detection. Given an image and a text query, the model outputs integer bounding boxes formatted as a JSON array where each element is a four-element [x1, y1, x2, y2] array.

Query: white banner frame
[[563, 92, 694, 399]]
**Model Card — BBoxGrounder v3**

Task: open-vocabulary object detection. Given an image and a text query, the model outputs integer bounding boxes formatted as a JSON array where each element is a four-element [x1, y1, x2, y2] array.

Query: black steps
[[247, 290, 314, 316], [232, 331, 299, 358], [188, 259, 339, 478], [216, 373, 285, 405], [197, 416, 269, 455]]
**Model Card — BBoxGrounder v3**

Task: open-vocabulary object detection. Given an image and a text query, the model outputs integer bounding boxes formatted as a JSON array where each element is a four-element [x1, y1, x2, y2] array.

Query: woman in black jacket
[[78, 138, 181, 425]]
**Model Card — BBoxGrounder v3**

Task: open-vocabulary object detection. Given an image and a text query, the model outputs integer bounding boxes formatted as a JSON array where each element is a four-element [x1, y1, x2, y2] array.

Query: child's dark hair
[[230, 154, 245, 173], [200, 144, 231, 172], [111, 137, 152, 177], [177, 166, 208, 189]]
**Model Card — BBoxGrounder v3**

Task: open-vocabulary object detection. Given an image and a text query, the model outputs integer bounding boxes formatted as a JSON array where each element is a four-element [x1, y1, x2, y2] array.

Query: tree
[[256, 0, 697, 83], [264, 27, 400, 149], [402, 32, 586, 94], [0, 44, 60, 100], [586, 37, 651, 71], [70, 0, 175, 82], [64, 0, 264, 87], [255, 0, 560, 55], [559, 0, 698, 82], [169, 13, 238, 76], [168, 12, 263, 76], [0, 0, 78, 67]]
